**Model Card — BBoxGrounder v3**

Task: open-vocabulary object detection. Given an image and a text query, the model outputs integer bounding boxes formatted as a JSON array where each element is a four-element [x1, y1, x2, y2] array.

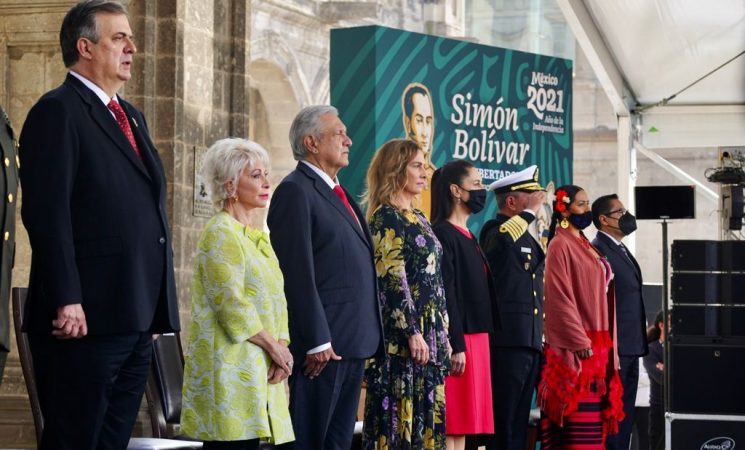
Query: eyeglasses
[[603, 208, 627, 217]]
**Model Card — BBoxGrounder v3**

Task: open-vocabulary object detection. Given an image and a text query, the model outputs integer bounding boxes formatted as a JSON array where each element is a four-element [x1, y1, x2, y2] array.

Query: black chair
[[145, 332, 190, 439], [11, 287, 43, 446], [146, 333, 280, 449], [11, 287, 202, 450]]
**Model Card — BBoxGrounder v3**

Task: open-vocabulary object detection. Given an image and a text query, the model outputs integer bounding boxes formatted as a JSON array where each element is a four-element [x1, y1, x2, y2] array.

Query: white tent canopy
[[558, 0, 745, 148], [557, 0, 745, 217]]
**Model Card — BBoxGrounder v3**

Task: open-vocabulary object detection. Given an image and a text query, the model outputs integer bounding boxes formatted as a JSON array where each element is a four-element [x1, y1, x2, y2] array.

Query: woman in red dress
[[538, 184, 624, 449]]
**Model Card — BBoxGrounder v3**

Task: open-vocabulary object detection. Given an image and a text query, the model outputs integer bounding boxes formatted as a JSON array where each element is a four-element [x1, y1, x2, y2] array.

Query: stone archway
[[248, 59, 302, 228], [249, 59, 301, 176]]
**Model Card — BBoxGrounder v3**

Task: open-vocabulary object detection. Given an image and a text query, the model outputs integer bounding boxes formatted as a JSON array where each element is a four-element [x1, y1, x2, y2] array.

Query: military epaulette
[[499, 215, 529, 242]]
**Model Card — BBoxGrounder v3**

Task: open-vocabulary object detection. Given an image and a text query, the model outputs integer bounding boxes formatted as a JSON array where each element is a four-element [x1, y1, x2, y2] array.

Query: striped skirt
[[539, 390, 606, 449]]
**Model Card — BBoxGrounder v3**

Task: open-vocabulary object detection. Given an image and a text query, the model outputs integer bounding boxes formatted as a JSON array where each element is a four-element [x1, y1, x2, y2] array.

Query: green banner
[[331, 25, 572, 232]]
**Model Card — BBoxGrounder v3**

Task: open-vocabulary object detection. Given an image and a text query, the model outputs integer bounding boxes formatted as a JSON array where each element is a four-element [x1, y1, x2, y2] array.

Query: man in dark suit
[[19, 2, 179, 449], [478, 166, 546, 450], [592, 194, 648, 450], [0, 105, 18, 385], [267, 105, 383, 450]]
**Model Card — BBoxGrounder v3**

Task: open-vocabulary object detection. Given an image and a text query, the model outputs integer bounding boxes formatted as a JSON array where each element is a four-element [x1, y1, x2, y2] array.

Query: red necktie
[[107, 99, 141, 158], [332, 185, 360, 225]]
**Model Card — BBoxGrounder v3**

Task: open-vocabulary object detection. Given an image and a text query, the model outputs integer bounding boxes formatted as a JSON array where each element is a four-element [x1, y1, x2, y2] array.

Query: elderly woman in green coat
[[181, 138, 295, 450]]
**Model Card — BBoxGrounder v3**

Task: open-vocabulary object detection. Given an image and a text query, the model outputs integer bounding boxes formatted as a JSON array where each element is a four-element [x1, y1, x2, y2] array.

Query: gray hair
[[289, 105, 338, 161], [60, 0, 128, 68], [200, 138, 270, 207]]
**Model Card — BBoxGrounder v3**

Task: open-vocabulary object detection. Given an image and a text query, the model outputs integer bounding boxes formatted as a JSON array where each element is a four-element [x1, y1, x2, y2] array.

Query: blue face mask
[[569, 211, 593, 230]]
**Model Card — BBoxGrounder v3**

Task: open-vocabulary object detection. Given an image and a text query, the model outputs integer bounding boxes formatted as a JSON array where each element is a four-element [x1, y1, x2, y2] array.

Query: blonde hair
[[363, 139, 422, 221]]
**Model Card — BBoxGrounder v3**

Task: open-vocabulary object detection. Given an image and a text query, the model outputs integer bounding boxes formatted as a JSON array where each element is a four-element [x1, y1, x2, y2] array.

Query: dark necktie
[[332, 185, 360, 225], [619, 243, 633, 262], [107, 99, 141, 158]]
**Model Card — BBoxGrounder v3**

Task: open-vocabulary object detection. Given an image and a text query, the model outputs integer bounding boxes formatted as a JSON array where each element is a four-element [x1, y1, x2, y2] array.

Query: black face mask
[[615, 211, 637, 236], [462, 188, 487, 214], [569, 211, 593, 230]]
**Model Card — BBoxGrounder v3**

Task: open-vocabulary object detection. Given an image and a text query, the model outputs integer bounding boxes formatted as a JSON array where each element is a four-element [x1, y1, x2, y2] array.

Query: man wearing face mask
[[591, 194, 648, 450], [478, 165, 546, 450]]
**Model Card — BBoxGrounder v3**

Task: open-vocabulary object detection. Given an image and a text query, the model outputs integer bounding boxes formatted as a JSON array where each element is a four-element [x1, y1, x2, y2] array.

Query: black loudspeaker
[[671, 240, 721, 271], [671, 273, 745, 304], [670, 343, 745, 414], [671, 240, 745, 271], [672, 305, 745, 341], [670, 417, 745, 450], [721, 240, 745, 271]]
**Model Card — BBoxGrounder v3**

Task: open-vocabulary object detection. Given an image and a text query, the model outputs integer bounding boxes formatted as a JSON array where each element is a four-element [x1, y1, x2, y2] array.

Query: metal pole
[[662, 219, 670, 416]]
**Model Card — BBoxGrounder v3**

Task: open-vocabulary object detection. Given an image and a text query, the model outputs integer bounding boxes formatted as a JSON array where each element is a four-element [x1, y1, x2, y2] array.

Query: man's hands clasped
[[52, 304, 87, 339], [304, 346, 342, 379]]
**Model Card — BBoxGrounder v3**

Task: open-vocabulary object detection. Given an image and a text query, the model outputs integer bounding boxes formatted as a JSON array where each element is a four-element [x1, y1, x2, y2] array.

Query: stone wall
[[0, 0, 254, 446]]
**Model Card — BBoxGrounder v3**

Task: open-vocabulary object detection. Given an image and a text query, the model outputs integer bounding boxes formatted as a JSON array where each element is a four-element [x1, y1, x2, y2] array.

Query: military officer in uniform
[[0, 105, 19, 384], [478, 166, 546, 450]]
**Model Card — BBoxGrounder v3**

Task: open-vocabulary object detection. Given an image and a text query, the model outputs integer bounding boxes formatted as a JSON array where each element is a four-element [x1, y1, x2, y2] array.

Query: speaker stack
[[667, 240, 745, 449]]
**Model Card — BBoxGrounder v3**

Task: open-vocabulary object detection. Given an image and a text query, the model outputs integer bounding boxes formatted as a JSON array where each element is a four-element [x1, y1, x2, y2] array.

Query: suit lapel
[[66, 76, 150, 180], [624, 244, 643, 282], [119, 101, 161, 191], [298, 163, 370, 246], [342, 184, 375, 250], [600, 233, 641, 282]]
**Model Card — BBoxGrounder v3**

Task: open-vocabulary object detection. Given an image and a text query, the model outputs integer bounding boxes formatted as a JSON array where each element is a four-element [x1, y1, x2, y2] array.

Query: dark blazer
[[480, 211, 544, 350], [0, 105, 18, 381], [19, 74, 179, 335], [433, 221, 496, 353], [593, 232, 648, 357], [267, 162, 383, 361]]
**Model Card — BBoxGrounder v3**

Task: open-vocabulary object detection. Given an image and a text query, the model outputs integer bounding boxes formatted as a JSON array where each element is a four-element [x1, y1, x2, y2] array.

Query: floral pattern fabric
[[362, 204, 449, 450], [181, 211, 294, 444]]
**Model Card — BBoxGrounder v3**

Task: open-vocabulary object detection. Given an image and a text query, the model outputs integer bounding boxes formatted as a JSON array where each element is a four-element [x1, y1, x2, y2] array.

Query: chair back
[[11, 287, 43, 447], [145, 333, 186, 438], [12, 287, 202, 449]]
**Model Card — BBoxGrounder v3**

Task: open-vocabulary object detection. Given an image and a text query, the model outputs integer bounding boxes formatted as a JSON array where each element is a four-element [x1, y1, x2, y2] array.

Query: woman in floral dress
[[362, 139, 451, 450]]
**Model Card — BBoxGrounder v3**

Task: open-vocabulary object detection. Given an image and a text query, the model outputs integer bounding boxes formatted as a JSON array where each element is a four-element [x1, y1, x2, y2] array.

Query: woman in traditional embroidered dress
[[538, 184, 624, 449], [181, 138, 295, 449], [362, 139, 451, 450], [430, 160, 496, 450]]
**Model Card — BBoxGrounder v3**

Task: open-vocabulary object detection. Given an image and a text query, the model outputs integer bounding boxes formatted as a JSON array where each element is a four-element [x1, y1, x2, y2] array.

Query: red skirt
[[445, 333, 494, 435]]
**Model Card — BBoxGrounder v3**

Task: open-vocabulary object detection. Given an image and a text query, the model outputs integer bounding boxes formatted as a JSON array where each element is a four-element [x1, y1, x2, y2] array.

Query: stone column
[[0, 0, 254, 445], [127, 0, 252, 333]]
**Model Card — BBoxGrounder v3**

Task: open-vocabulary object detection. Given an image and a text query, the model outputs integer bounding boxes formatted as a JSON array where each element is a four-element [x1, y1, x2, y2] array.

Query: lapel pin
[[131, 117, 138, 127]]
